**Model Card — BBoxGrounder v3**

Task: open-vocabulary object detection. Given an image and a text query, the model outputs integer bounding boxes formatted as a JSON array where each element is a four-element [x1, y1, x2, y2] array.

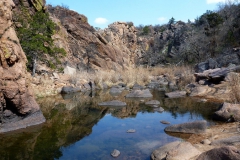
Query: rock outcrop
[[47, 6, 139, 71], [0, 0, 45, 133]]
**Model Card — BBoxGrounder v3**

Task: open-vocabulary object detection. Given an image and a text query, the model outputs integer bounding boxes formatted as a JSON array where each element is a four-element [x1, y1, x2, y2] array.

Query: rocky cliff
[[0, 0, 45, 133], [48, 6, 140, 71]]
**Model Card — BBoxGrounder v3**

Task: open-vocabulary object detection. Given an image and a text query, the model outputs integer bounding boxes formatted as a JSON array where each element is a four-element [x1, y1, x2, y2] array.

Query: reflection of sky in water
[[59, 110, 204, 160], [0, 91, 220, 160]]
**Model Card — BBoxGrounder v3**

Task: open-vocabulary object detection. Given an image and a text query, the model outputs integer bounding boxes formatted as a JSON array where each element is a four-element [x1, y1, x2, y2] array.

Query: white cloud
[[206, 0, 227, 4], [94, 17, 108, 25], [157, 17, 167, 22]]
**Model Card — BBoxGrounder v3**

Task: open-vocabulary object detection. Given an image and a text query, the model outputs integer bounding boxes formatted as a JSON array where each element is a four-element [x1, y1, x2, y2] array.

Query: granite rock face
[[0, 0, 45, 133], [47, 5, 139, 71]]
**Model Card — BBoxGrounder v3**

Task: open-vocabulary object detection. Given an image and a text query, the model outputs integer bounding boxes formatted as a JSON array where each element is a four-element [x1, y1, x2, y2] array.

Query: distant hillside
[[12, 1, 240, 75]]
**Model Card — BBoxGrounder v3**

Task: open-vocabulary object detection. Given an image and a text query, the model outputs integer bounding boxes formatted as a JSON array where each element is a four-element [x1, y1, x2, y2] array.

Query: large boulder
[[126, 89, 153, 98], [151, 141, 201, 160], [197, 146, 240, 160], [164, 120, 207, 134], [194, 65, 240, 83], [195, 58, 218, 73], [61, 86, 81, 94], [214, 103, 240, 122]]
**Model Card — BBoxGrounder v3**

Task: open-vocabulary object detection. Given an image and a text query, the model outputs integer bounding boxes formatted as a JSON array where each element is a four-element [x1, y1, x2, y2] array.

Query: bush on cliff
[[15, 7, 66, 73]]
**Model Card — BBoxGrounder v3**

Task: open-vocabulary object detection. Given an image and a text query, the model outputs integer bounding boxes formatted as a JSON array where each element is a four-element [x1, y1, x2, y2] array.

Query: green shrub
[[142, 26, 150, 35], [15, 7, 67, 71]]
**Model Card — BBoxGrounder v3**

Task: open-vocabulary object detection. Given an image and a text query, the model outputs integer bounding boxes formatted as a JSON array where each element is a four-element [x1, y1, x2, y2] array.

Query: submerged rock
[[151, 141, 201, 160], [127, 129, 136, 133], [111, 149, 120, 158], [160, 120, 170, 125], [197, 146, 240, 160], [164, 120, 207, 134], [126, 89, 153, 98], [98, 100, 126, 106]]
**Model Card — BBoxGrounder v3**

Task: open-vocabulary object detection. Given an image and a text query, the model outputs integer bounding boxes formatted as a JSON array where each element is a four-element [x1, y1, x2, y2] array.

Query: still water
[[0, 90, 220, 160]]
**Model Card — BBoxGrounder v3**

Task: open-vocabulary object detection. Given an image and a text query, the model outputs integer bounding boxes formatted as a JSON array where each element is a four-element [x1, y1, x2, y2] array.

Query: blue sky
[[46, 0, 230, 29]]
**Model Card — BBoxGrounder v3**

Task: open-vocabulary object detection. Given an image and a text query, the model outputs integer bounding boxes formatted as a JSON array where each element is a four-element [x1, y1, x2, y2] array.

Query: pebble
[[111, 149, 120, 158]]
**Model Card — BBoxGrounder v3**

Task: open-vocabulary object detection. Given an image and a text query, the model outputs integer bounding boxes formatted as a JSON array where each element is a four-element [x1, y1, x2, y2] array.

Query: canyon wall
[[0, 0, 45, 133]]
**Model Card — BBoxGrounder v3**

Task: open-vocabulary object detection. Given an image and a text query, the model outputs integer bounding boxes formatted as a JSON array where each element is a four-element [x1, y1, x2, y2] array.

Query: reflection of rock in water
[[0, 95, 108, 160], [162, 97, 220, 120], [165, 131, 193, 140]]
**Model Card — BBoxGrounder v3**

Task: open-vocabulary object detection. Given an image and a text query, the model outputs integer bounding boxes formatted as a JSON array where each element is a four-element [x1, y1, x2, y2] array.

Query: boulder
[[197, 146, 240, 160], [132, 83, 145, 90], [151, 141, 201, 160], [61, 86, 81, 94], [126, 89, 153, 98], [145, 100, 160, 106], [194, 65, 240, 83], [194, 58, 218, 73], [211, 136, 240, 146], [98, 100, 126, 106], [217, 53, 240, 67], [64, 66, 76, 75], [164, 120, 207, 134], [165, 91, 186, 98], [109, 87, 123, 96], [214, 103, 240, 122], [190, 86, 212, 97], [147, 82, 160, 89]]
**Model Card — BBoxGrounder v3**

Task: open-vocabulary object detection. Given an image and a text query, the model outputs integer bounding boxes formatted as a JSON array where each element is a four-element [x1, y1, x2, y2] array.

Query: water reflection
[[0, 90, 220, 160]]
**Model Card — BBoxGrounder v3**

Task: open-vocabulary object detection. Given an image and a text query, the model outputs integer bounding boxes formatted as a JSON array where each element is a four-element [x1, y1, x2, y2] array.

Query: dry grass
[[228, 73, 240, 103], [69, 66, 194, 89]]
